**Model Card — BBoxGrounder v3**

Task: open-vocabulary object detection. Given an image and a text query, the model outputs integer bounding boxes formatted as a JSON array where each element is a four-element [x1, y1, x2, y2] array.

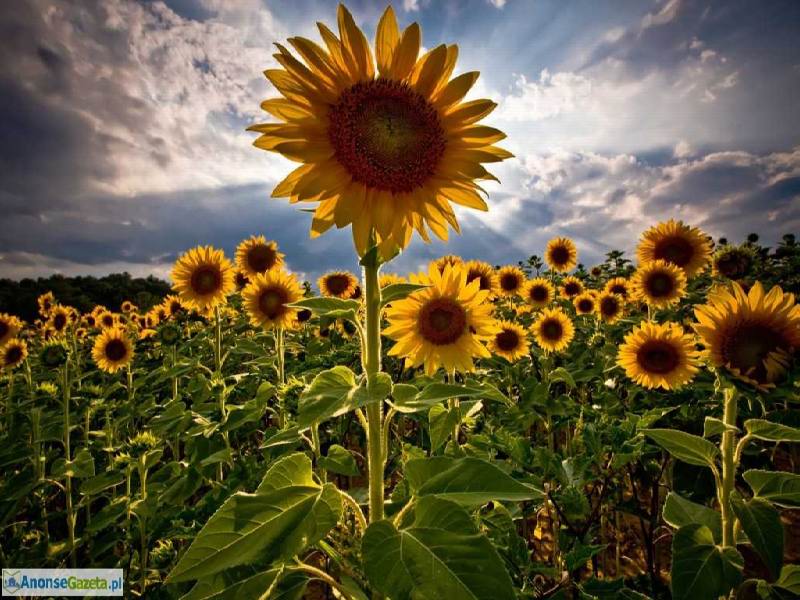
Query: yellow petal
[[375, 6, 400, 77], [390, 22, 421, 81], [444, 99, 498, 126], [259, 98, 312, 122], [411, 44, 448, 98], [273, 141, 334, 163], [434, 71, 479, 109], [272, 164, 314, 197], [337, 4, 374, 81]]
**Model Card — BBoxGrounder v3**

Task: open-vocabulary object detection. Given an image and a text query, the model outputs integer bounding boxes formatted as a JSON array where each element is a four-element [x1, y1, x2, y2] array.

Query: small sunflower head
[[464, 260, 499, 296], [488, 321, 530, 362], [522, 278, 555, 309], [712, 244, 757, 280], [235, 235, 284, 278], [158, 323, 181, 346], [632, 260, 687, 308], [0, 313, 23, 347], [617, 321, 700, 390], [243, 270, 304, 330], [531, 307, 575, 353], [127, 431, 159, 457], [92, 327, 134, 374], [172, 245, 236, 311], [596, 292, 624, 324], [560, 276, 584, 299], [636, 219, 711, 278], [545, 237, 578, 273], [2, 339, 28, 370], [497, 266, 526, 297], [573, 291, 598, 315], [318, 271, 359, 299]]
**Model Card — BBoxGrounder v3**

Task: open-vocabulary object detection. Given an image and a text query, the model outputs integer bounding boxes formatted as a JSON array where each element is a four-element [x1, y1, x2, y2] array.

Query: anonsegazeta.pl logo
[[2, 569, 123, 597]]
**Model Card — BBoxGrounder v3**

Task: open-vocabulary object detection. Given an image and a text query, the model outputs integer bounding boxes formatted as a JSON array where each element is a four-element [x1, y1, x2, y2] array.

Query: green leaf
[[85, 497, 128, 533], [80, 471, 124, 496], [350, 372, 392, 410], [380, 283, 427, 307], [744, 419, 800, 443], [260, 426, 302, 450], [642, 428, 719, 469], [670, 524, 743, 600], [634, 406, 676, 430], [428, 404, 460, 452], [549, 366, 575, 388], [297, 366, 357, 428], [744, 470, 800, 508], [566, 543, 607, 573], [289, 297, 360, 321], [362, 497, 516, 600], [160, 467, 203, 506], [417, 382, 510, 405], [318, 444, 360, 477], [703, 416, 731, 438], [53, 448, 96, 479], [775, 564, 800, 595], [166, 453, 342, 583], [662, 491, 722, 543], [181, 568, 307, 600], [405, 456, 542, 505], [731, 493, 784, 580]]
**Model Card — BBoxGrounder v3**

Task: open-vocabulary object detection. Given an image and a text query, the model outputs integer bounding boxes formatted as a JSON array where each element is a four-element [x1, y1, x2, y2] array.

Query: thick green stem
[[62, 364, 76, 567], [720, 387, 738, 548], [363, 259, 385, 524], [213, 305, 222, 373], [275, 327, 286, 428]]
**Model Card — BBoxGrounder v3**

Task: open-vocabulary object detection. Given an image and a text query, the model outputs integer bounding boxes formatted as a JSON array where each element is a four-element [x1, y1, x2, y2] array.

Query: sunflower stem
[[62, 362, 76, 568], [719, 386, 738, 548], [213, 305, 222, 373]]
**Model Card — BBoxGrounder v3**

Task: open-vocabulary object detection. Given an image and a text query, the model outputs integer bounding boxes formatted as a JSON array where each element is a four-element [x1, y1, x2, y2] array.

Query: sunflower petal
[[390, 22, 421, 81], [375, 5, 400, 77]]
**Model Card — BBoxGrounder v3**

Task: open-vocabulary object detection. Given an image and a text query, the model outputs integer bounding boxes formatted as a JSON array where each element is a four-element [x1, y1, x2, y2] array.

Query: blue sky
[[0, 0, 798, 283]]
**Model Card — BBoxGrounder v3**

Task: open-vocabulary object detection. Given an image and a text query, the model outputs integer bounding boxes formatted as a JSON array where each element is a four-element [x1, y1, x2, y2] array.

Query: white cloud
[[496, 70, 592, 122], [403, 0, 420, 12], [674, 140, 693, 158], [487, 0, 508, 8]]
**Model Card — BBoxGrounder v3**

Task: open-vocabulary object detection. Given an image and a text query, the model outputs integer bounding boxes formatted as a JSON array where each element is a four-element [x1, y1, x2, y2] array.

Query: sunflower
[[545, 237, 578, 273], [712, 244, 756, 280], [694, 281, 800, 388], [573, 291, 597, 315], [92, 327, 135, 374], [317, 271, 358, 299], [40, 341, 68, 368], [596, 292, 624, 324], [636, 219, 711, 277], [590, 266, 603, 278], [2, 339, 28, 370], [522, 277, 555, 309], [163, 295, 185, 317], [235, 235, 285, 278], [559, 276, 584, 299], [82, 313, 97, 329], [234, 270, 251, 291], [464, 260, 498, 296], [617, 321, 699, 390], [243, 270, 304, 330], [631, 260, 687, 308], [497, 266, 526, 297], [603, 277, 631, 301], [38, 292, 55, 316], [48, 306, 71, 336], [531, 307, 574, 353], [97, 311, 119, 330], [295, 308, 314, 325], [433, 255, 463, 273], [249, 5, 511, 259], [488, 321, 530, 362], [384, 263, 497, 375], [121, 301, 137, 314], [0, 313, 23, 347], [379, 273, 406, 288], [172, 246, 236, 311]]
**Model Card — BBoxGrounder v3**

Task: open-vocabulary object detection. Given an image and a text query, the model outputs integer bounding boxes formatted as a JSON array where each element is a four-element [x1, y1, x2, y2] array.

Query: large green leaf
[[166, 453, 341, 583], [405, 456, 542, 505], [670, 524, 743, 600], [362, 497, 516, 600], [775, 564, 800, 595], [642, 428, 719, 468], [289, 297, 360, 321], [297, 366, 357, 428], [318, 444, 360, 477], [744, 419, 800, 443], [662, 491, 722, 543], [380, 283, 428, 307], [80, 471, 124, 496], [744, 470, 800, 508], [180, 568, 307, 600], [428, 404, 460, 452], [731, 493, 783, 579]]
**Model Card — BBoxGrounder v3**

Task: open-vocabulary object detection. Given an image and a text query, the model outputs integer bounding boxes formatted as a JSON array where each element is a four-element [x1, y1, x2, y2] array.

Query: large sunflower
[[603, 277, 631, 301], [573, 291, 597, 315], [318, 270, 359, 299], [163, 295, 185, 318], [545, 237, 578, 273], [531, 307, 574, 353], [2, 339, 28, 370], [384, 263, 496, 375], [488, 321, 530, 362], [249, 5, 511, 258], [617, 321, 699, 390], [497, 266, 526, 297], [243, 270, 304, 330], [694, 281, 800, 388], [522, 277, 555, 309], [636, 219, 711, 277], [172, 246, 236, 312], [235, 235, 285, 278], [631, 260, 687, 308], [559, 275, 584, 299], [0, 313, 23, 347], [464, 260, 498, 296], [92, 327, 134, 374], [596, 291, 624, 324]]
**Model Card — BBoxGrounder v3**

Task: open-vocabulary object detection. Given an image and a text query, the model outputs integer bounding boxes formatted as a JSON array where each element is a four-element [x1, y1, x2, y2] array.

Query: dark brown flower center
[[529, 285, 548, 303], [610, 284, 627, 297], [297, 309, 313, 323], [500, 273, 521, 292], [722, 322, 786, 383], [549, 245, 570, 266], [235, 272, 250, 290], [170, 300, 183, 314], [541, 319, 563, 341], [419, 298, 467, 345], [86, 316, 96, 327], [246, 244, 278, 273], [104, 339, 128, 362], [258, 287, 289, 320], [53, 313, 67, 331], [577, 298, 594, 313], [191, 266, 222, 296], [0, 321, 8, 339], [600, 296, 620, 317], [5, 345, 22, 365], [328, 79, 446, 193], [645, 272, 674, 298], [102, 315, 114, 327], [637, 340, 679, 374], [563, 281, 581, 296], [654, 236, 693, 267], [715, 252, 750, 279], [496, 329, 521, 352], [324, 274, 352, 297], [467, 270, 492, 291]]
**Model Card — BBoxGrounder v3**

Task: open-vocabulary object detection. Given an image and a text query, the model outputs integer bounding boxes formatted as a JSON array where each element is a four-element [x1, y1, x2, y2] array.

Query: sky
[[1, 0, 799, 283]]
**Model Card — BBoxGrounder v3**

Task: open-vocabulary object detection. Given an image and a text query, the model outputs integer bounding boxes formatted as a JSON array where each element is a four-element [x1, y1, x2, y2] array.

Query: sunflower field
[[2, 5, 800, 600]]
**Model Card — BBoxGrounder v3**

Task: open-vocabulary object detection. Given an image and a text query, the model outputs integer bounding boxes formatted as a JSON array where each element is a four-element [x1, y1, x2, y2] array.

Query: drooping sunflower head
[[603, 277, 631, 300], [497, 266, 526, 297], [636, 219, 712, 278], [464, 260, 498, 296], [573, 291, 597, 315], [379, 273, 406, 288], [522, 277, 555, 309], [489, 320, 530, 362], [545, 237, 578, 273], [2, 339, 28, 370], [531, 307, 574, 353], [632, 260, 687, 308], [318, 270, 359, 299], [617, 321, 699, 390], [158, 323, 181, 346], [694, 281, 800, 389], [121, 301, 137, 314], [559, 275, 584, 299], [235, 235, 285, 278], [596, 292, 624, 324], [172, 246, 236, 312], [48, 306, 71, 336], [0, 313, 23, 347], [92, 327, 134, 374], [712, 244, 757, 280], [243, 270, 304, 330], [40, 340, 68, 368], [38, 292, 55, 317], [250, 5, 510, 259], [432, 255, 463, 273], [384, 263, 497, 375]]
